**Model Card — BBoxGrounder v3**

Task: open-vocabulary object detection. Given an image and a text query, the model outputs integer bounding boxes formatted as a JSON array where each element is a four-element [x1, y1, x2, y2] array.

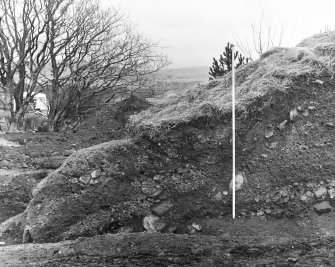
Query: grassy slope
[[130, 32, 335, 133]]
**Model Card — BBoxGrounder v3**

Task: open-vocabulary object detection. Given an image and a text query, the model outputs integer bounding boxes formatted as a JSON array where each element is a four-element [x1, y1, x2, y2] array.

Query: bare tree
[[0, 0, 52, 130], [233, 9, 287, 61], [0, 0, 168, 131], [43, 0, 168, 131]]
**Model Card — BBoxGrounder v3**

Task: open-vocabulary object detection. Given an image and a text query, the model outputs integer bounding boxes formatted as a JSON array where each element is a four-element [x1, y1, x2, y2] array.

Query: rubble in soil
[[2, 32, 335, 265]]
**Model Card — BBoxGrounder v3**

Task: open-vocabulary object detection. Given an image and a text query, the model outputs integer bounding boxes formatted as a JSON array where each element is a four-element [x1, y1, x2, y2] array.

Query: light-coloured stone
[[314, 187, 327, 198], [90, 169, 101, 179], [79, 175, 91, 184], [151, 200, 174, 216], [143, 214, 165, 233], [214, 191, 223, 200], [277, 120, 287, 130], [314, 201, 332, 214], [191, 223, 202, 231], [328, 188, 335, 199], [289, 109, 298, 121], [229, 172, 247, 192]]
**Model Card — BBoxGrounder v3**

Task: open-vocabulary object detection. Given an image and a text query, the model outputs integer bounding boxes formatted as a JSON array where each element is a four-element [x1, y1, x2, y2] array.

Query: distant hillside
[[156, 66, 209, 81]]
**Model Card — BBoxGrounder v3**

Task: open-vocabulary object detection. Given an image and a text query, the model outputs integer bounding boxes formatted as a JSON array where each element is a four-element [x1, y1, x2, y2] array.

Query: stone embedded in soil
[[150, 200, 174, 216], [302, 109, 309, 117], [314, 201, 332, 214], [305, 191, 314, 197], [289, 109, 298, 121], [63, 149, 77, 157], [54, 248, 75, 258], [264, 125, 274, 139], [141, 181, 163, 197], [69, 178, 79, 184], [229, 172, 247, 192], [287, 258, 298, 264], [191, 223, 202, 231], [90, 169, 101, 179], [257, 210, 264, 216], [328, 188, 335, 199], [214, 191, 223, 200], [153, 174, 164, 182], [300, 195, 308, 202], [254, 195, 260, 203], [277, 120, 288, 130], [143, 214, 165, 232], [314, 79, 324, 84], [268, 142, 278, 149], [326, 122, 335, 128], [79, 175, 91, 184], [314, 187, 327, 198]]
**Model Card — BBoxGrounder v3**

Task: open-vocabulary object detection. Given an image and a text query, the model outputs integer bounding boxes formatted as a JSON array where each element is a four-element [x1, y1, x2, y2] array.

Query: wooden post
[[232, 45, 236, 219]]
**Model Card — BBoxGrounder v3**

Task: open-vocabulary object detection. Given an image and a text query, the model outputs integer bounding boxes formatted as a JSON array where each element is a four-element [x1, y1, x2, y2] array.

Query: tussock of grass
[[129, 32, 335, 135]]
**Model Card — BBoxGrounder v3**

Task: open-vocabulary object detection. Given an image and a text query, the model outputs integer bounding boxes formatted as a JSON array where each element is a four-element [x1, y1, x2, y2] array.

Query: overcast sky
[[101, 0, 335, 68]]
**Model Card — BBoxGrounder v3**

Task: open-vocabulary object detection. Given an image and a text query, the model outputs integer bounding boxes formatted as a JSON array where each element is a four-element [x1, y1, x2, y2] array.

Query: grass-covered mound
[[130, 31, 335, 135]]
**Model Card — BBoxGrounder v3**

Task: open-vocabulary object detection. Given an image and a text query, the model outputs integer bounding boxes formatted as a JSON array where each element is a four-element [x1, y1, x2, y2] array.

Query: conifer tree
[[209, 43, 248, 80]]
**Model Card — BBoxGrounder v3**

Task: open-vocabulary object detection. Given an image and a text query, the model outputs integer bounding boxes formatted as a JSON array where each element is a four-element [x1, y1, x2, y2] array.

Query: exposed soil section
[[2, 33, 335, 265]]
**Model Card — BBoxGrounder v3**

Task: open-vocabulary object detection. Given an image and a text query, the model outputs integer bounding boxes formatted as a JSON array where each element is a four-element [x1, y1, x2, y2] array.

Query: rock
[[51, 151, 61, 156], [287, 258, 298, 263], [90, 169, 101, 179], [0, 242, 5, 246], [229, 172, 247, 192], [314, 187, 327, 198], [63, 149, 77, 157], [141, 181, 163, 197], [150, 200, 174, 216], [301, 109, 309, 117], [289, 109, 298, 121], [222, 191, 229, 196], [167, 226, 177, 233], [326, 122, 335, 128], [328, 188, 335, 199], [79, 175, 91, 184], [314, 201, 332, 214], [264, 209, 272, 214], [116, 226, 133, 234], [153, 175, 164, 182], [187, 225, 196, 235], [280, 189, 289, 197], [264, 124, 274, 139], [54, 248, 75, 257], [214, 191, 223, 201], [261, 154, 268, 158], [269, 142, 278, 149], [308, 106, 316, 110], [277, 120, 287, 130], [257, 210, 264, 216], [191, 223, 202, 231], [254, 195, 260, 203], [305, 191, 314, 197], [177, 168, 187, 174], [22, 229, 33, 244], [300, 195, 308, 202], [69, 178, 79, 184], [143, 214, 165, 233], [314, 79, 324, 84]]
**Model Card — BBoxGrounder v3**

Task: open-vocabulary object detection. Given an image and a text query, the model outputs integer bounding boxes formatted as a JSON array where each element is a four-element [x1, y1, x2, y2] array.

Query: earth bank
[[1, 32, 335, 266]]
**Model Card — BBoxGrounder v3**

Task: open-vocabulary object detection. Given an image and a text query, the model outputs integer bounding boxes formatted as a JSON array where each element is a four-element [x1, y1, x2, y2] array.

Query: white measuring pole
[[232, 45, 236, 219]]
